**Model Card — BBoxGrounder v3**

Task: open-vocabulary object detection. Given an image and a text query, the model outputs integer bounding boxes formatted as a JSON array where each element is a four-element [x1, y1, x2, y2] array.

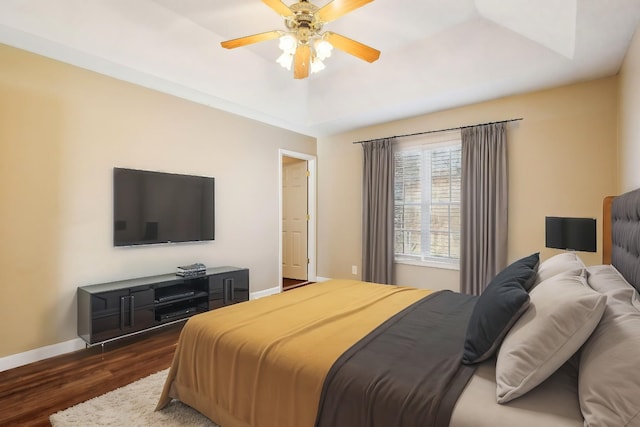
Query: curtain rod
[[351, 118, 523, 145]]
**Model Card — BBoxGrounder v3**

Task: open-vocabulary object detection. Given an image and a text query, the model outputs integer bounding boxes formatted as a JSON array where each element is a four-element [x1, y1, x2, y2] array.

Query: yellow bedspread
[[157, 279, 433, 427]]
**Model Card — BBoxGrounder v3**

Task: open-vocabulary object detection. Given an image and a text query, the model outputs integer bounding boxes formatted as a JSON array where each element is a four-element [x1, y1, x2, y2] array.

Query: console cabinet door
[[209, 269, 249, 307], [208, 277, 225, 310], [90, 287, 154, 343], [129, 287, 155, 331], [226, 270, 249, 304]]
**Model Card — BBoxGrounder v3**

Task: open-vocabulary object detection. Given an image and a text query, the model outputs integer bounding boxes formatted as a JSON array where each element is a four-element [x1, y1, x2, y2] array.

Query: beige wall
[[2, 32, 633, 360], [619, 27, 640, 192], [0, 44, 316, 358], [317, 77, 618, 291]]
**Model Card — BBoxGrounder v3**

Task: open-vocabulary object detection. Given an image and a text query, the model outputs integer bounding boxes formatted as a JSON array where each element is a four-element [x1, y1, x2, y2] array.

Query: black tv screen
[[545, 216, 596, 252], [113, 168, 214, 246]]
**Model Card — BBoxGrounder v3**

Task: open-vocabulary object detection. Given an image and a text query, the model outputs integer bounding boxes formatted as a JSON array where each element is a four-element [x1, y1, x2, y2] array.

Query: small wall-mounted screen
[[545, 216, 596, 252]]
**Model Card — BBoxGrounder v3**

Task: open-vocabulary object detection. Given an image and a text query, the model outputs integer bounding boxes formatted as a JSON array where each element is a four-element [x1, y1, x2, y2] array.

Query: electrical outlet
[[351, 265, 358, 275]]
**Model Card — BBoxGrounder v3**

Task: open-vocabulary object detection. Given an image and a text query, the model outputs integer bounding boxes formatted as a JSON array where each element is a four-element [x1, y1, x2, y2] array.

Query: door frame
[[278, 149, 317, 292]]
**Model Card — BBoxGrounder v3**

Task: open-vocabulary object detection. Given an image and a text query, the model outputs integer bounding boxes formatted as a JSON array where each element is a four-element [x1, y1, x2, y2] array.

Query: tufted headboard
[[603, 188, 640, 293]]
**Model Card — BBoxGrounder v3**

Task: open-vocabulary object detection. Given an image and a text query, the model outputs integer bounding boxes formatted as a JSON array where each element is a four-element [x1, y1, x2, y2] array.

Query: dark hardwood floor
[[282, 278, 313, 291], [0, 322, 185, 426]]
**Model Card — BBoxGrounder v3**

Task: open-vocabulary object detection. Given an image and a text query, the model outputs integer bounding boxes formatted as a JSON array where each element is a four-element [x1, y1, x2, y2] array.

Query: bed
[[157, 188, 640, 427]]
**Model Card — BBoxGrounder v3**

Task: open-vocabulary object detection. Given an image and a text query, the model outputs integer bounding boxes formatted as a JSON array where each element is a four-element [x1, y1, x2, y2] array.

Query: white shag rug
[[49, 369, 219, 426]]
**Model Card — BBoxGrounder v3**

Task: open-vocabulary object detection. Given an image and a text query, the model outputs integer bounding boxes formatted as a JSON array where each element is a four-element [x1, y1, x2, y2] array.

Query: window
[[394, 136, 461, 267]]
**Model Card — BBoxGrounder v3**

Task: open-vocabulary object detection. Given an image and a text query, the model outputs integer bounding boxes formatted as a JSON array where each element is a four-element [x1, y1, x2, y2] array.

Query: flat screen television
[[545, 216, 596, 252], [113, 167, 215, 246]]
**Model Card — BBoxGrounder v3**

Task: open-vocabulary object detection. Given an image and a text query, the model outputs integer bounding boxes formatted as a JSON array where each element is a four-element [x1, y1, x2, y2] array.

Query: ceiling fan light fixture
[[310, 57, 326, 74], [276, 51, 294, 69], [314, 39, 333, 60], [279, 33, 297, 53], [221, 0, 380, 79]]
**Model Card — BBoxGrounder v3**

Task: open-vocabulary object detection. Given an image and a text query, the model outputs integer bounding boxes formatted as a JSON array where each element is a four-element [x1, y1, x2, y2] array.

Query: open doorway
[[279, 150, 316, 292]]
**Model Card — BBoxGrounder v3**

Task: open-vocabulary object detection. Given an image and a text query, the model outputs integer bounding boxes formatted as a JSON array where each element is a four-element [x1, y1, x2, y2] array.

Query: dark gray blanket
[[314, 290, 478, 427]]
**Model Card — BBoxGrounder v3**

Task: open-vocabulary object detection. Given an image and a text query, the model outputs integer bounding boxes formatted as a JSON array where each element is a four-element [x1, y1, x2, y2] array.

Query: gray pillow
[[532, 252, 585, 288], [495, 270, 606, 403], [580, 265, 640, 427]]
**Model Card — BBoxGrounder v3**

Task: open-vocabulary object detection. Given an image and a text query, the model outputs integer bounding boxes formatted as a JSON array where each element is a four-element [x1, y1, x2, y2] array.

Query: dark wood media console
[[77, 266, 249, 345]]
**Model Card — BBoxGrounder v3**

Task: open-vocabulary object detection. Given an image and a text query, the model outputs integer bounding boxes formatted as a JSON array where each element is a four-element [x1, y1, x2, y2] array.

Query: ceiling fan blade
[[262, 0, 294, 17], [325, 32, 380, 63], [221, 31, 282, 49], [317, 0, 373, 23], [294, 44, 310, 79]]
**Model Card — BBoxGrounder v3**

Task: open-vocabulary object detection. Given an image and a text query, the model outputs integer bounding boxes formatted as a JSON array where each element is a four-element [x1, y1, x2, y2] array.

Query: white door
[[282, 158, 308, 281]]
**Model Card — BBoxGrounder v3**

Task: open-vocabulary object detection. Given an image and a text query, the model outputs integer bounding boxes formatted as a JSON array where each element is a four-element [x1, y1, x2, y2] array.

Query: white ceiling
[[1, 0, 639, 137]]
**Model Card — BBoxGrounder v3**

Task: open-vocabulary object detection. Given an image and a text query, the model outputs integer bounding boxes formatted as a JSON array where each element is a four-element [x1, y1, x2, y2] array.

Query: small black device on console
[[160, 307, 197, 322], [156, 289, 196, 303]]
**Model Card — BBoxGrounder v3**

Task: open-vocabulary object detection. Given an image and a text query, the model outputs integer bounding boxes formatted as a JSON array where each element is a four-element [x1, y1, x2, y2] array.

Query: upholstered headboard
[[605, 188, 640, 293]]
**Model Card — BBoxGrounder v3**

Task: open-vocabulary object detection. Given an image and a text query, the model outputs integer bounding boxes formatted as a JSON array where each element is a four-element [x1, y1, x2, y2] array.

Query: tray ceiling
[[1, 0, 639, 136]]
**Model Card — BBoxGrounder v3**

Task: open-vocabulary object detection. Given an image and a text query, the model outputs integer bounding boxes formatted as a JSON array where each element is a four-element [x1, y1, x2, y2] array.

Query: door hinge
[[308, 258, 310, 264], [306, 214, 310, 221], [306, 170, 310, 177]]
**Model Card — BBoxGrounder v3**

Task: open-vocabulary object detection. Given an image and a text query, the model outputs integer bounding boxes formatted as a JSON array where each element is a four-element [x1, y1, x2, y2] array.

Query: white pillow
[[580, 265, 640, 427], [495, 271, 606, 403], [533, 252, 585, 287], [586, 264, 640, 300]]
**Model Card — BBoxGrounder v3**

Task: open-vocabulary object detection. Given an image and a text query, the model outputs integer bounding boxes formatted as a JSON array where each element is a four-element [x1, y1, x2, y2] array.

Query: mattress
[[451, 359, 582, 427]]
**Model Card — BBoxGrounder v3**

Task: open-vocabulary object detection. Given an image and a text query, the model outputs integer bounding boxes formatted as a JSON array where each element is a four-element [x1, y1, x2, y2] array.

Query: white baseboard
[[0, 338, 86, 373], [250, 286, 281, 300], [315, 276, 331, 282]]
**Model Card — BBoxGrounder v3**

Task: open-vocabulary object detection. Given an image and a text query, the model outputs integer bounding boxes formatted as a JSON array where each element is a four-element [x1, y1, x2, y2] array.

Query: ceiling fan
[[220, 0, 380, 79]]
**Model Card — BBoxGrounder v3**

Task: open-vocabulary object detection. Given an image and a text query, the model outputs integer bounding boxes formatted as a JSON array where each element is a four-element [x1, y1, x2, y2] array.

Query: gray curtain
[[460, 123, 508, 295], [362, 138, 395, 284]]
